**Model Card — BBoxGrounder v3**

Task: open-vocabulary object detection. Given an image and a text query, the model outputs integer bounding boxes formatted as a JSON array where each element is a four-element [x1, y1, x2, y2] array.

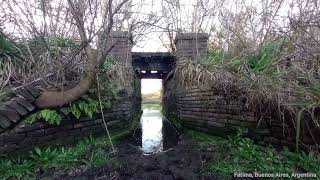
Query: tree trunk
[[35, 46, 96, 108], [35, 73, 94, 108], [35, 0, 97, 109]]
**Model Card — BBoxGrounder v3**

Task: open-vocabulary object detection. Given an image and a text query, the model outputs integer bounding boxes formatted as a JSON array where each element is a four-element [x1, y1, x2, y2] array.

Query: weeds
[[0, 34, 23, 88], [188, 130, 320, 177], [0, 131, 128, 180], [165, 113, 183, 131]]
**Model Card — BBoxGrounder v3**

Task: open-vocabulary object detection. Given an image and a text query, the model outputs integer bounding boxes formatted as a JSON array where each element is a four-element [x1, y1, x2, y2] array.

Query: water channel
[[135, 104, 180, 154]]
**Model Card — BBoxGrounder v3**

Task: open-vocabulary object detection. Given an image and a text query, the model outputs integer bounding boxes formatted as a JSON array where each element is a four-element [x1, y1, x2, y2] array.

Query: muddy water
[[139, 104, 180, 154]]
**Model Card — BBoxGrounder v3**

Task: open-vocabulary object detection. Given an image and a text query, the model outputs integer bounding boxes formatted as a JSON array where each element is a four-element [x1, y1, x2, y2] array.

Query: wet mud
[[47, 136, 223, 180]]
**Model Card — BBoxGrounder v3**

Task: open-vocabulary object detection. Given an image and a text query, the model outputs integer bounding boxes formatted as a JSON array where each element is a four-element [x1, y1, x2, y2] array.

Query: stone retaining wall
[[175, 33, 209, 61], [0, 96, 140, 154], [163, 83, 299, 150], [164, 32, 309, 150], [0, 31, 141, 154]]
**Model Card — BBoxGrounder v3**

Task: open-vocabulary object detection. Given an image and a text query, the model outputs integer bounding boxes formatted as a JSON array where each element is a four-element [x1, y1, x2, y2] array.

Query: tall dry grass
[[173, 32, 320, 151]]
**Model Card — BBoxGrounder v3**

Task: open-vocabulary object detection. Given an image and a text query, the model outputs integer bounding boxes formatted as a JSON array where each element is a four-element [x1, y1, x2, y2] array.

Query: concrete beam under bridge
[[132, 52, 175, 79]]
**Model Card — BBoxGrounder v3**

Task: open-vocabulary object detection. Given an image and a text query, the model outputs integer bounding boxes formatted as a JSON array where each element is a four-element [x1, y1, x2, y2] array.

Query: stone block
[[17, 123, 48, 133], [18, 137, 37, 148], [69, 129, 81, 136], [107, 120, 121, 126], [79, 116, 92, 122], [55, 131, 68, 138], [44, 127, 60, 135], [37, 135, 55, 143], [81, 127, 91, 132], [207, 121, 225, 128], [2, 133, 26, 143], [273, 132, 285, 139], [24, 85, 41, 98], [94, 119, 103, 124], [60, 124, 74, 131], [15, 88, 35, 101], [0, 115, 11, 129], [74, 123, 84, 129], [15, 98, 35, 111], [6, 101, 28, 116], [0, 107, 20, 122], [0, 147, 7, 154], [264, 137, 280, 145], [27, 129, 45, 137], [91, 128, 105, 134], [83, 121, 95, 127], [1, 144, 18, 152]]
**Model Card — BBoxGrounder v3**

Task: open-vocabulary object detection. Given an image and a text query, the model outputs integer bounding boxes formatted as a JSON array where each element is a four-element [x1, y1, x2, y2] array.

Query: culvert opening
[[134, 79, 180, 154]]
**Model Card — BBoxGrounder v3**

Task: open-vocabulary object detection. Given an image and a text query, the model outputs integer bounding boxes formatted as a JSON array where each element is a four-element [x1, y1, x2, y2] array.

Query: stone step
[[6, 101, 28, 116], [15, 88, 35, 101], [0, 115, 11, 129], [0, 107, 20, 122], [24, 85, 41, 98], [15, 98, 35, 112]]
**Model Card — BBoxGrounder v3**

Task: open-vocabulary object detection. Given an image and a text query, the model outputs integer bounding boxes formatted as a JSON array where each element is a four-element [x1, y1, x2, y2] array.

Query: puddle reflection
[[139, 104, 180, 154], [141, 108, 163, 154]]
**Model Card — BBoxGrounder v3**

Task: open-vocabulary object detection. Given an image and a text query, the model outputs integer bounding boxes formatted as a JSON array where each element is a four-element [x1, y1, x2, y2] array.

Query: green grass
[[142, 103, 162, 110], [129, 110, 143, 131], [0, 131, 130, 180], [187, 130, 320, 178], [164, 112, 183, 130]]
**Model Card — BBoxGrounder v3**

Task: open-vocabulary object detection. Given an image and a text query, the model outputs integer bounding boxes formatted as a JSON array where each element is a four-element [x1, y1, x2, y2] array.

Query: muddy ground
[[37, 134, 226, 180]]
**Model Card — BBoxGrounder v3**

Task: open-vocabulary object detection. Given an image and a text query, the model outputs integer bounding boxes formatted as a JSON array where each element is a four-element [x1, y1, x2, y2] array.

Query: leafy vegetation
[[163, 108, 183, 131], [187, 130, 320, 177], [26, 94, 112, 125], [26, 109, 62, 125], [61, 97, 109, 119], [0, 89, 15, 102], [0, 131, 129, 180], [129, 110, 143, 132]]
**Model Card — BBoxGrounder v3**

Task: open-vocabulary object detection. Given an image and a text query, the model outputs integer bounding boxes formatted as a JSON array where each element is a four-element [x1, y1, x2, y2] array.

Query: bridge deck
[[132, 52, 175, 79]]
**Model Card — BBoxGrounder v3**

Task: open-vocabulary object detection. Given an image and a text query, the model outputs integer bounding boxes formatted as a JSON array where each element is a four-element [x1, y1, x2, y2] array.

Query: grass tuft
[[188, 130, 320, 177], [0, 131, 129, 180]]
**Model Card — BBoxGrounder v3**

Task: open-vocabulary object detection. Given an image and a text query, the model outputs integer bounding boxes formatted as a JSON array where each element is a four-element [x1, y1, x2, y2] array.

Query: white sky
[[141, 79, 162, 94], [131, 0, 297, 52]]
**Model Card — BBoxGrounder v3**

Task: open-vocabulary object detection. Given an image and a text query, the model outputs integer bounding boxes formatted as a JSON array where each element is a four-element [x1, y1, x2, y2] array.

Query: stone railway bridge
[[0, 31, 318, 154]]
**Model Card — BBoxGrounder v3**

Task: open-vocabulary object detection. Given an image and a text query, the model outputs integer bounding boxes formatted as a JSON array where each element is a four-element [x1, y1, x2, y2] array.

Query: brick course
[[0, 96, 140, 154]]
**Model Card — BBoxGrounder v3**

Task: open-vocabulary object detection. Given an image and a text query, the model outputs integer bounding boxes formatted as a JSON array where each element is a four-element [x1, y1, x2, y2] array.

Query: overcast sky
[[141, 79, 162, 94]]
